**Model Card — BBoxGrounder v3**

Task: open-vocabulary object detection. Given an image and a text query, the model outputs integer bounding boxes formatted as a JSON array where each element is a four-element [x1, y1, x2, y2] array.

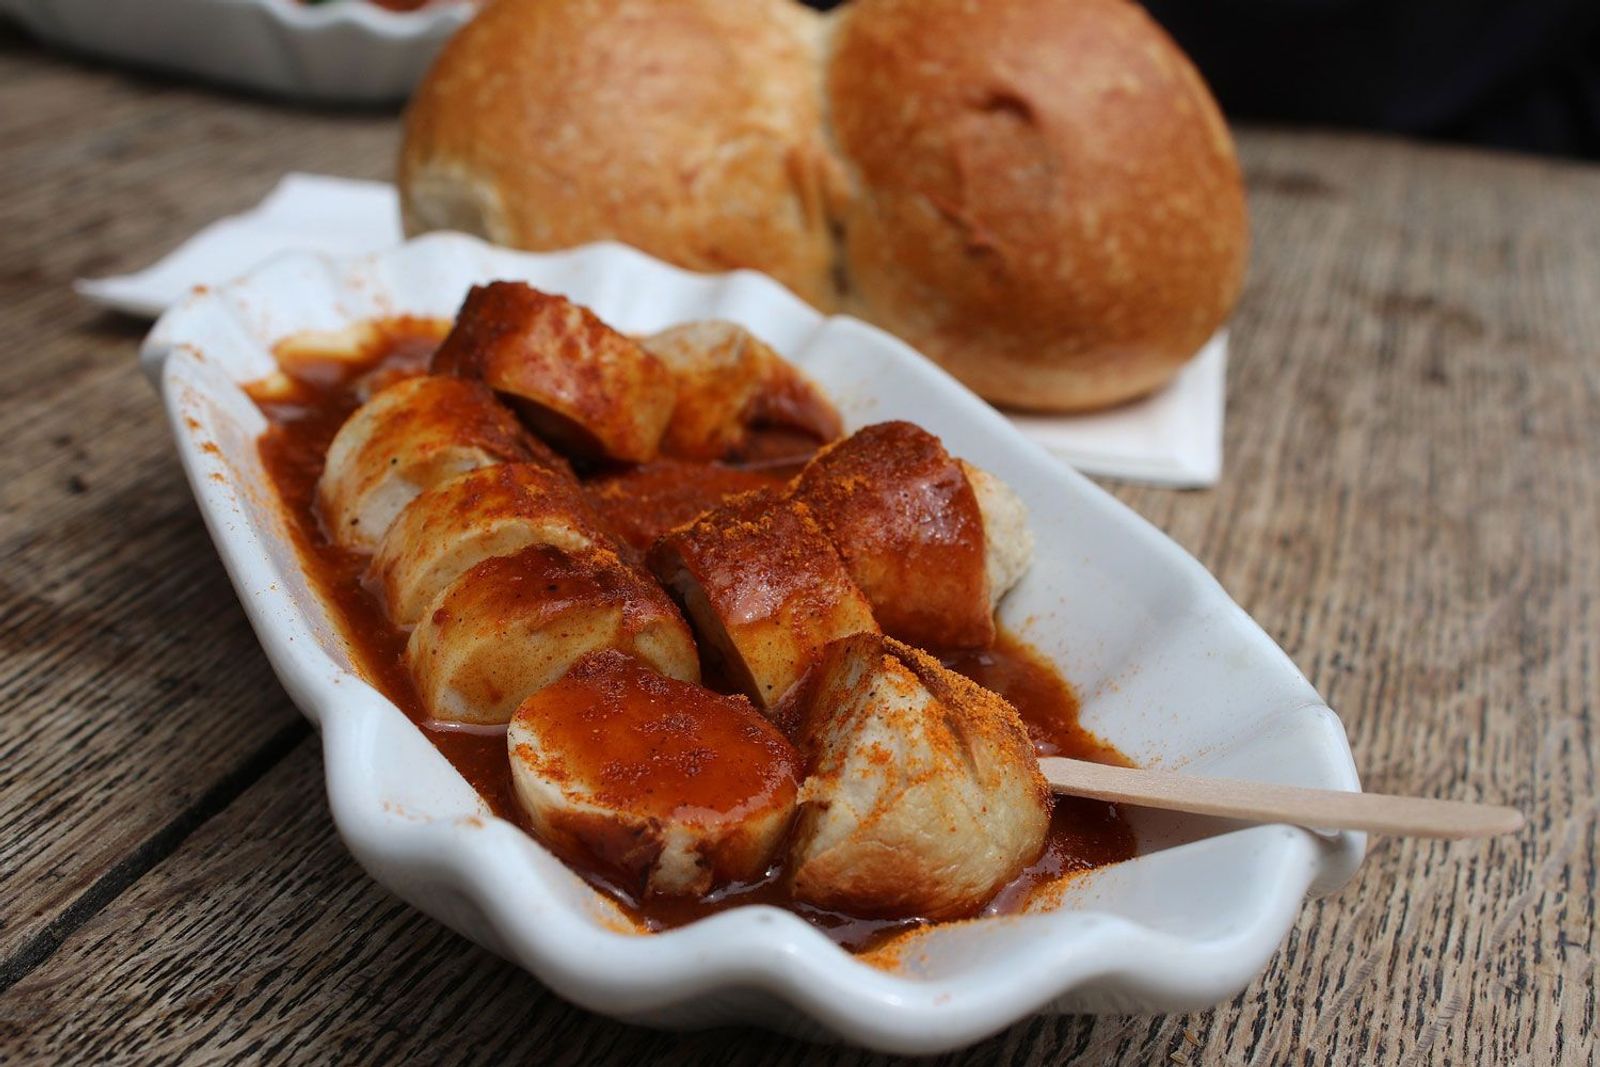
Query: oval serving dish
[[0, 0, 471, 104], [141, 233, 1364, 1054]]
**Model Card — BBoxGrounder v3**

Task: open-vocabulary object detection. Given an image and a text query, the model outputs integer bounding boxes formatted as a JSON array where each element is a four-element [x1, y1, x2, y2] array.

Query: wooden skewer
[[1039, 757, 1524, 839]]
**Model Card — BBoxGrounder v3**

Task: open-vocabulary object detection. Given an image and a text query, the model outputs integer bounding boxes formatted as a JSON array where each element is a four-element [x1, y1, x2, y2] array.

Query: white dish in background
[[142, 234, 1362, 1054], [0, 0, 471, 104], [88, 173, 1230, 487]]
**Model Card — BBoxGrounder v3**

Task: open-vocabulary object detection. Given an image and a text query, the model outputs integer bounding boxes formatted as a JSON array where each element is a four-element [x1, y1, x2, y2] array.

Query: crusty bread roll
[[400, 0, 840, 309], [828, 0, 1248, 411], [401, 0, 1247, 412]]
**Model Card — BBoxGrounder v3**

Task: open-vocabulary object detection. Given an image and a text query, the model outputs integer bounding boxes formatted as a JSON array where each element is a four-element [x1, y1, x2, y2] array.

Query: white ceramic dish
[[142, 233, 1364, 1053], [0, 0, 470, 104]]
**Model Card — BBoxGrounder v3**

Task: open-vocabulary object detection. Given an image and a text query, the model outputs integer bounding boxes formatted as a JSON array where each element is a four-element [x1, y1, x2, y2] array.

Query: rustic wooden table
[[1, 30, 1595, 1066]]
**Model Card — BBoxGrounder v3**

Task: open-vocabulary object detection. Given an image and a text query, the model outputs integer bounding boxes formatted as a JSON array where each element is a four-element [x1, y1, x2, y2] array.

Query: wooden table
[[1, 29, 1594, 1065]]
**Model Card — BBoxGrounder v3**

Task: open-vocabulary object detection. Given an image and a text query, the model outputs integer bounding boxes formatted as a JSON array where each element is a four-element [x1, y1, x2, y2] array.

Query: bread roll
[[399, 0, 1247, 412], [827, 0, 1247, 411], [400, 0, 840, 309]]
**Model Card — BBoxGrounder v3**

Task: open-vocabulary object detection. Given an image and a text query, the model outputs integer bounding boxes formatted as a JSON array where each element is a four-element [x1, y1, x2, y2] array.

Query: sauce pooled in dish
[[249, 297, 1136, 953]]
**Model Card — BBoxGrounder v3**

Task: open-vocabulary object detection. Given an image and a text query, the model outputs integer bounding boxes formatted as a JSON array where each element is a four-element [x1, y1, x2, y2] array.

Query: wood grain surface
[[0, 27, 1594, 1065]]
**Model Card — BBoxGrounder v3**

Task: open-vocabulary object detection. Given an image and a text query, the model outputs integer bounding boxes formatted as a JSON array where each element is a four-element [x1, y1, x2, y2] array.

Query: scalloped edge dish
[[141, 233, 1364, 1053], [0, 0, 471, 103]]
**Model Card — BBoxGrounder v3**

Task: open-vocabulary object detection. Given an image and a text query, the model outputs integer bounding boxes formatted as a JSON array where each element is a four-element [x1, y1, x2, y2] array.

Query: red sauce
[[944, 634, 1132, 767], [517, 650, 796, 820], [249, 320, 1138, 954], [584, 459, 786, 553], [299, 0, 458, 10]]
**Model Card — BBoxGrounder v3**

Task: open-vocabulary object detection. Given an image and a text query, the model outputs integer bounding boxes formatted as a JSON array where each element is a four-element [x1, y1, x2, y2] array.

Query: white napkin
[[1008, 334, 1226, 487], [80, 172, 1226, 487], [76, 174, 402, 318]]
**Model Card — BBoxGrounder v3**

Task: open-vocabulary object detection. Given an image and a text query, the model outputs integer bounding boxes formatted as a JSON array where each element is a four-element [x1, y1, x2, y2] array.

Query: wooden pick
[[1039, 757, 1524, 839]]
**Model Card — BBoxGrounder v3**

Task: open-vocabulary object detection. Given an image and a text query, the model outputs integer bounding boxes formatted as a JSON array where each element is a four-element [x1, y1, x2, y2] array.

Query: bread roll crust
[[401, 0, 841, 309], [401, 0, 1248, 412], [827, 0, 1248, 411]]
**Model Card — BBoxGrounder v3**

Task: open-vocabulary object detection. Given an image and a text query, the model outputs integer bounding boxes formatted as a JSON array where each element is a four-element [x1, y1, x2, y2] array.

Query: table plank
[[1111, 130, 1600, 1065], [0, 34, 397, 973], [0, 30, 1595, 1065], [0, 744, 1234, 1065]]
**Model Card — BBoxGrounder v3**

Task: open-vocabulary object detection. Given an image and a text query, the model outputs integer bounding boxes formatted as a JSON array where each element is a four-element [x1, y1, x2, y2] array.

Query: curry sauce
[[250, 318, 1137, 952]]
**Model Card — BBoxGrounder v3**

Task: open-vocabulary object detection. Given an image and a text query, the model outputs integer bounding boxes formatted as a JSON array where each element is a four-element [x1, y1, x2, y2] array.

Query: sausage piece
[[317, 375, 550, 553], [782, 633, 1050, 920], [372, 462, 609, 627], [509, 649, 799, 897], [640, 320, 841, 462], [648, 490, 878, 710], [433, 282, 676, 463], [789, 422, 1033, 649], [408, 544, 698, 724]]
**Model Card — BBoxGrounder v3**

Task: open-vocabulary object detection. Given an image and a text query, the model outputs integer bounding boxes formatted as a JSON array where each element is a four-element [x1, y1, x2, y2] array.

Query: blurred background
[[6, 1, 1597, 158], [803, 0, 1600, 160]]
